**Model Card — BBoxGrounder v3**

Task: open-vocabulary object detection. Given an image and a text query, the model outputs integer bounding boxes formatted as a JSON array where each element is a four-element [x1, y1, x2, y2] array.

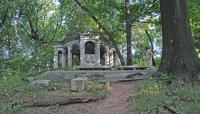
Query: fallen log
[[22, 93, 106, 107]]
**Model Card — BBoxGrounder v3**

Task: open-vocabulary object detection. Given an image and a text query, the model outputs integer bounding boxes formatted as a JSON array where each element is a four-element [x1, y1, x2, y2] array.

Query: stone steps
[[35, 70, 148, 82], [37, 70, 146, 77]]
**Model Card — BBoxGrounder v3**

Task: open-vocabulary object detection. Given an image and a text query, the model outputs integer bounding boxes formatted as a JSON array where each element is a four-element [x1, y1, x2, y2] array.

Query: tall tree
[[125, 0, 132, 65], [15, 0, 65, 72], [158, 0, 200, 81]]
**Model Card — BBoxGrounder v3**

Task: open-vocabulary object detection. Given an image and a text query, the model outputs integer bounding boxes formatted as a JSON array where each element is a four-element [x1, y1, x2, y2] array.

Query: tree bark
[[28, 17, 41, 72], [74, 0, 125, 65], [34, 37, 40, 71], [158, 0, 200, 81], [125, 0, 132, 65]]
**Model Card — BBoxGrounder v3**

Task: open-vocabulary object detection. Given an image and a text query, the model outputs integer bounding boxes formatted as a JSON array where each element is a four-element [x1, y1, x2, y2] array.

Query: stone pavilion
[[53, 34, 121, 69]]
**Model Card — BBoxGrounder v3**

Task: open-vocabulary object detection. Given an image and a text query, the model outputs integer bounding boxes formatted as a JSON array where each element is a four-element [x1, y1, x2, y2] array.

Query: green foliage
[[49, 104, 60, 113], [157, 73, 169, 84], [128, 78, 165, 114], [154, 57, 161, 67], [0, 75, 26, 94], [129, 78, 200, 114], [48, 80, 57, 91], [19, 108, 44, 114], [64, 111, 81, 114], [0, 75, 28, 114], [0, 0, 162, 73], [188, 0, 200, 54], [87, 81, 106, 94], [132, 23, 162, 67]]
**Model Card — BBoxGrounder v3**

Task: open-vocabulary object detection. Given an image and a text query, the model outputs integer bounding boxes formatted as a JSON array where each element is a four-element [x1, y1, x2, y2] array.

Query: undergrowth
[[129, 76, 200, 114]]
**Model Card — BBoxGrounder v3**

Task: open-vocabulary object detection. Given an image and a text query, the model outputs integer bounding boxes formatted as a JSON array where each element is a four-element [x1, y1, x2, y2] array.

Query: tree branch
[[0, 9, 9, 27], [73, 0, 125, 65], [131, 0, 159, 24]]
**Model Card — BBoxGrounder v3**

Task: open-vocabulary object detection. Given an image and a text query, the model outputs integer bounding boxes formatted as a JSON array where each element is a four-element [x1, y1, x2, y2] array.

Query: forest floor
[[2, 72, 199, 114], [41, 82, 138, 114], [0, 73, 140, 114]]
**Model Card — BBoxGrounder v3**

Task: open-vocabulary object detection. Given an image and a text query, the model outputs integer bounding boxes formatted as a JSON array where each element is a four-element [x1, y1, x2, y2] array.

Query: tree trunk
[[34, 37, 40, 72], [74, 0, 125, 65], [158, 0, 200, 81], [28, 17, 41, 72], [125, 0, 132, 65], [0, 8, 8, 27]]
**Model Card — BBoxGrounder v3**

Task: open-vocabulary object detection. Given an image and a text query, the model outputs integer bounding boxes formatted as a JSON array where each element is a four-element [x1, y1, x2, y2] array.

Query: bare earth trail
[[60, 82, 138, 114]]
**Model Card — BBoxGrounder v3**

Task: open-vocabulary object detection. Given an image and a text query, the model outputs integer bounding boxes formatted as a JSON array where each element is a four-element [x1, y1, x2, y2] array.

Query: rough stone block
[[23, 77, 35, 83], [31, 80, 50, 87], [71, 77, 88, 91]]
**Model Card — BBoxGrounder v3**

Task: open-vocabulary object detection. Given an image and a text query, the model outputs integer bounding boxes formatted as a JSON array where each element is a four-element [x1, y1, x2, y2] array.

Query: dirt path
[[61, 82, 137, 114]]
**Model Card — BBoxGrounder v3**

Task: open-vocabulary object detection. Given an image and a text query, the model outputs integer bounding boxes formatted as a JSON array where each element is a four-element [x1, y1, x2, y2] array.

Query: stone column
[[105, 46, 110, 66], [61, 48, 66, 68], [80, 41, 85, 66], [95, 41, 101, 66], [67, 45, 72, 66], [109, 49, 113, 66], [116, 54, 121, 66], [53, 49, 58, 69]]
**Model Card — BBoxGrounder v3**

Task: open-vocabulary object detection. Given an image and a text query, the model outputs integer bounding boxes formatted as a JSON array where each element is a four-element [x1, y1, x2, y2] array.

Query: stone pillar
[[80, 41, 85, 66], [116, 54, 121, 66], [53, 49, 58, 69], [95, 41, 101, 66], [61, 48, 66, 68], [105, 46, 110, 66], [109, 49, 113, 66], [67, 45, 72, 66]]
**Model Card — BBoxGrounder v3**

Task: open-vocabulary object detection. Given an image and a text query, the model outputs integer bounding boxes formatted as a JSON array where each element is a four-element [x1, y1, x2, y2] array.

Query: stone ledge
[[31, 80, 50, 87], [117, 66, 148, 70], [77, 66, 112, 70]]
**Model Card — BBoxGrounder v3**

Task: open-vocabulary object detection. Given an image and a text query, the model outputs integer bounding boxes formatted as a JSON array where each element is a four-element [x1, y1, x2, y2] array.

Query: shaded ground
[[57, 82, 138, 114]]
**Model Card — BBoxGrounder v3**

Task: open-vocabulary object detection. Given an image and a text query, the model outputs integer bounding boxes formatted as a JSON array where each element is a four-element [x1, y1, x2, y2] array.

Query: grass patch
[[63, 111, 81, 114], [129, 77, 200, 114]]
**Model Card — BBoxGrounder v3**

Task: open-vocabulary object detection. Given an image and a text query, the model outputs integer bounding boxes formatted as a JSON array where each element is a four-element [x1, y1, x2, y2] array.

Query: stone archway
[[100, 45, 106, 65], [84, 41, 96, 66], [113, 51, 117, 66], [54, 34, 112, 69], [85, 41, 95, 54], [58, 51, 62, 67], [71, 44, 80, 66]]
